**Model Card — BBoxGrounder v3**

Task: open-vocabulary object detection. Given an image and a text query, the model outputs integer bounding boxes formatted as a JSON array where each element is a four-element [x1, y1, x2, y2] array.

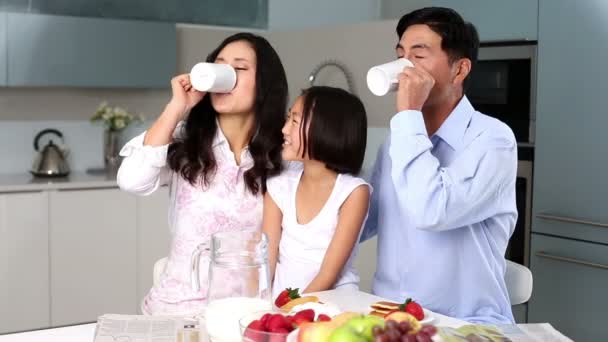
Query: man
[[361, 7, 517, 324]]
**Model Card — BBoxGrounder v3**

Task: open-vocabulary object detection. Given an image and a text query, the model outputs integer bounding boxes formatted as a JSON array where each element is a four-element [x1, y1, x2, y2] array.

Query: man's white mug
[[190, 62, 237, 93], [366, 58, 414, 96]]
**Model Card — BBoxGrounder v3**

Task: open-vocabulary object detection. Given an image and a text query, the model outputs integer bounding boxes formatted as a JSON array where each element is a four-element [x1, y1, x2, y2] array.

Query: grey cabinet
[[0, 192, 50, 334], [7, 0, 268, 28], [431, 0, 538, 42], [7, 12, 176, 87], [49, 188, 138, 326], [529, 1, 608, 338], [532, 0, 608, 242], [0, 12, 6, 85], [528, 234, 608, 341]]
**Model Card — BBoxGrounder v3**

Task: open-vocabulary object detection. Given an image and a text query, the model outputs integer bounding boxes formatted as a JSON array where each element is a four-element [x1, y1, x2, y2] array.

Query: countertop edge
[[0, 172, 119, 193]]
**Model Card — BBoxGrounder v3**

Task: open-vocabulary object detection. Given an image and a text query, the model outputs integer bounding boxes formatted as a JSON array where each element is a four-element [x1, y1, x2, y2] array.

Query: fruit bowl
[[239, 310, 294, 342]]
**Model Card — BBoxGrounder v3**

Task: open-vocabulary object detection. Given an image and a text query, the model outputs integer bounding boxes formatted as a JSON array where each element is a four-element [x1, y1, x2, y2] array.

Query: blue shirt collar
[[431, 96, 474, 151]]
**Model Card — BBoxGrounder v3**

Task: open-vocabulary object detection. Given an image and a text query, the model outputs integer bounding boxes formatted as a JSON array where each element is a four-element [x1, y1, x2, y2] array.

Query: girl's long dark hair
[[167, 33, 288, 194]]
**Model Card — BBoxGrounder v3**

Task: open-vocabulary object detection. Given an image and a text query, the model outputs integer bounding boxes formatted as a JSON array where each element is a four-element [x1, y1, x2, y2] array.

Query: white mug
[[190, 62, 237, 93], [366, 58, 414, 96]]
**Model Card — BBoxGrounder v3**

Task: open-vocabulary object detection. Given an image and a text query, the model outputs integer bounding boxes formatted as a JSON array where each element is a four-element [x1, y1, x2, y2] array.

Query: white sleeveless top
[[267, 166, 371, 298]]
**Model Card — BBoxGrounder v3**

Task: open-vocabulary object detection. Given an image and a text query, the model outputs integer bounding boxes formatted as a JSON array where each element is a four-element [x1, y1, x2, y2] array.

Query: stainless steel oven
[[467, 42, 537, 267], [508, 156, 533, 267]]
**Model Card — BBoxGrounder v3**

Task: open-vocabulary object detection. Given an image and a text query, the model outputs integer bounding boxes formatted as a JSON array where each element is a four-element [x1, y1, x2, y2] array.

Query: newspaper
[[93, 314, 200, 342], [439, 323, 574, 342]]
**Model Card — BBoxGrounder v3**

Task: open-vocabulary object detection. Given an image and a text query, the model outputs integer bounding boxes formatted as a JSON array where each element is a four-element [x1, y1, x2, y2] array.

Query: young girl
[[117, 32, 288, 315], [263, 86, 370, 298]]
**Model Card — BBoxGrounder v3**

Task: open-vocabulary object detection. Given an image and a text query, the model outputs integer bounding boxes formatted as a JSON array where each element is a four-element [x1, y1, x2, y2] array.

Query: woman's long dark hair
[[167, 32, 288, 195]]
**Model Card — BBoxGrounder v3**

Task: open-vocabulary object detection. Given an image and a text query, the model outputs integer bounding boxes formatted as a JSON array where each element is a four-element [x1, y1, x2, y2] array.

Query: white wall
[[268, 0, 381, 30], [267, 20, 399, 126]]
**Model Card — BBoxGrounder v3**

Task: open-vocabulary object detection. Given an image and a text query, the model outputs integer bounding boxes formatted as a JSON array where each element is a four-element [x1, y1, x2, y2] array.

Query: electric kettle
[[31, 129, 70, 177]]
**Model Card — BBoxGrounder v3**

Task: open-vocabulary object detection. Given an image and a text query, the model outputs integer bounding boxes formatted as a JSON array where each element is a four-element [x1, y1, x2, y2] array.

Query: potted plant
[[91, 102, 145, 170]]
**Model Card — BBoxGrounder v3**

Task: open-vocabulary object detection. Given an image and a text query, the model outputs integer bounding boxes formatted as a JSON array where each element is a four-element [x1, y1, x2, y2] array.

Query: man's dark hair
[[397, 7, 479, 90]]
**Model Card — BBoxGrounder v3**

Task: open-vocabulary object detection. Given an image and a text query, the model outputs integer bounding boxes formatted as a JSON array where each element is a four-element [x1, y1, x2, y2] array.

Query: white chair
[[505, 260, 533, 305], [153, 257, 168, 287]]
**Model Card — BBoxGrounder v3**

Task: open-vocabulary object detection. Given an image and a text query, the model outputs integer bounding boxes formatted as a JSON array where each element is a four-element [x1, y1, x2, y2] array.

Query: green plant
[[91, 101, 145, 131]]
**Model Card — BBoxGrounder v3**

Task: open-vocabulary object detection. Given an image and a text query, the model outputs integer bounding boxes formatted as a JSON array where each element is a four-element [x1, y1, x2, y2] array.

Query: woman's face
[[211, 40, 257, 116], [281, 96, 308, 161]]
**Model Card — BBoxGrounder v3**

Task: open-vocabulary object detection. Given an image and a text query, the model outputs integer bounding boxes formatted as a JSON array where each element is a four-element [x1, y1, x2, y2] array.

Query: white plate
[[419, 309, 436, 325]]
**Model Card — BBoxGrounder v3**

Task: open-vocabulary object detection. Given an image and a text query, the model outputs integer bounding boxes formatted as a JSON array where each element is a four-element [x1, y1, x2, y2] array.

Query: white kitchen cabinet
[[136, 187, 171, 308], [432, 0, 538, 42], [0, 192, 50, 334], [49, 188, 138, 326]]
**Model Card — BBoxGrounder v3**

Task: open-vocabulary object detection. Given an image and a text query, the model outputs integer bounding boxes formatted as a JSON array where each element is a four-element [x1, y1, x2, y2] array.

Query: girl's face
[[210, 40, 257, 116], [281, 96, 308, 161]]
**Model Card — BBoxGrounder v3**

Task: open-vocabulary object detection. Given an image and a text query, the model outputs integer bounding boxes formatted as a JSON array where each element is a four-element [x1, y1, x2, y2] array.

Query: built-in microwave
[[467, 42, 537, 146]]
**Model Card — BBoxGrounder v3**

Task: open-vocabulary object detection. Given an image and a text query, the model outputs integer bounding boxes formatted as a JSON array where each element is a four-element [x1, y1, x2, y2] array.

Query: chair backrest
[[505, 260, 533, 305], [153, 257, 168, 287]]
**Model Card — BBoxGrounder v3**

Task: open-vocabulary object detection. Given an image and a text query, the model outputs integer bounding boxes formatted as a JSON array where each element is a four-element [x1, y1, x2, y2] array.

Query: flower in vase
[[91, 101, 145, 132]]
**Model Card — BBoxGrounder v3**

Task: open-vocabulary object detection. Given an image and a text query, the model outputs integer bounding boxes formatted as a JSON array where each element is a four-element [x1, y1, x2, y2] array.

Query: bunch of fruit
[[244, 309, 330, 342], [298, 311, 438, 342], [371, 320, 437, 342], [274, 288, 320, 312]]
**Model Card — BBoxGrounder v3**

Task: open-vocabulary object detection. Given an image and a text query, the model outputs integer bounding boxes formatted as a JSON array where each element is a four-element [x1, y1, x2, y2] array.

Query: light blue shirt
[[361, 96, 517, 324]]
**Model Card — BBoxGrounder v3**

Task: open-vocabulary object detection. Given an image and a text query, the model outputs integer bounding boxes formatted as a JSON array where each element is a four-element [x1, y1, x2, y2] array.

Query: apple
[[327, 326, 367, 342], [331, 312, 361, 326], [298, 322, 335, 342], [344, 315, 385, 340]]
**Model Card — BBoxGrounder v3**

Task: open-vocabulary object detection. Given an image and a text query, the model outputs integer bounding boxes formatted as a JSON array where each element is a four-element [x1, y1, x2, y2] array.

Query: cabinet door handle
[[535, 251, 608, 270], [536, 213, 608, 229]]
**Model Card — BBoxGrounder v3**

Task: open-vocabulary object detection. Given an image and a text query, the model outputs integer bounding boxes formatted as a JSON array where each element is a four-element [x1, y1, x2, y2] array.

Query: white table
[[0, 289, 480, 341]]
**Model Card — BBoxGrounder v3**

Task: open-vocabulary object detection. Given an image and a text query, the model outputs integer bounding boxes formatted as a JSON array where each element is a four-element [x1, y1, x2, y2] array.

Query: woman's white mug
[[190, 63, 237, 93], [366, 58, 414, 96]]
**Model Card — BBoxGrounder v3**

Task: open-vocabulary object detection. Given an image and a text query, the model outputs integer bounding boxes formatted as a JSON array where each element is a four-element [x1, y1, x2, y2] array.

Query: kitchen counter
[[0, 171, 118, 193]]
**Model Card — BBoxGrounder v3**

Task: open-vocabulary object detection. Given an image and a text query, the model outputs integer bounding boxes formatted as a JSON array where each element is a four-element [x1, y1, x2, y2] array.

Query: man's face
[[396, 24, 458, 108]]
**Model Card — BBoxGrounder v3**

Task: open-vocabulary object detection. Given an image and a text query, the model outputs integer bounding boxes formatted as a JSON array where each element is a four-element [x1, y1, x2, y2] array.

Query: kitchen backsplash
[[0, 120, 389, 177]]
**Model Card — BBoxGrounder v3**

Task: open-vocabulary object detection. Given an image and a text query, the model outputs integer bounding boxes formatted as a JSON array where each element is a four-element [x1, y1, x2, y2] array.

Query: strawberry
[[260, 313, 272, 328], [274, 288, 301, 308], [267, 314, 291, 332], [399, 298, 424, 321], [244, 320, 266, 342], [291, 309, 315, 327], [246, 319, 266, 332], [317, 314, 332, 322]]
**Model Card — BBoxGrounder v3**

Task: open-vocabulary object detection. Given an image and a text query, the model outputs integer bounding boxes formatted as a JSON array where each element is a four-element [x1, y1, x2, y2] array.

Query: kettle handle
[[34, 129, 64, 151]]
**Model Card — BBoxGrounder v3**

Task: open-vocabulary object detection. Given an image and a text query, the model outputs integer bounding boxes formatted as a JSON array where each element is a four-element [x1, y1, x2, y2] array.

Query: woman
[[117, 32, 288, 315]]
